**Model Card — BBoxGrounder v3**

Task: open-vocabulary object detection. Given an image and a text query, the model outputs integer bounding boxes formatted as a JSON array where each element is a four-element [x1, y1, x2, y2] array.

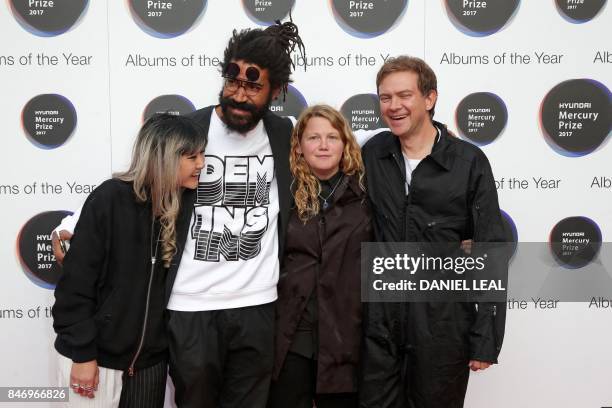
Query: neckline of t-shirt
[[401, 125, 440, 161]]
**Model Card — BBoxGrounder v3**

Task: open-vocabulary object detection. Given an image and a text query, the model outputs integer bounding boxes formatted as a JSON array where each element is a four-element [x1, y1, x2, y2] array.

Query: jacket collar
[[346, 173, 365, 198], [330, 173, 366, 207], [376, 120, 453, 171]]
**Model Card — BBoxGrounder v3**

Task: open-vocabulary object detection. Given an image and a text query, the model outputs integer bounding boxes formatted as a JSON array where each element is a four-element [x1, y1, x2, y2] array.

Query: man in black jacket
[[359, 56, 506, 408]]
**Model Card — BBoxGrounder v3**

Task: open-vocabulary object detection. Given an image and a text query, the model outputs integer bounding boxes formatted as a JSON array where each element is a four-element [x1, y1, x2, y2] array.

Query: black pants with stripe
[[118, 359, 167, 408], [167, 302, 275, 408]]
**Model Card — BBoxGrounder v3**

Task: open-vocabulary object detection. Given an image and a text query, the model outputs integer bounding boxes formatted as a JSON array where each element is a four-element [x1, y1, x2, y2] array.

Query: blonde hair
[[115, 114, 207, 267], [290, 104, 364, 222]]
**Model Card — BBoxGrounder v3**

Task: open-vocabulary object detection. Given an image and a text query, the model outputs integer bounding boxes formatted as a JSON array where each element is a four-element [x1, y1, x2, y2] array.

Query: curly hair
[[289, 105, 365, 223], [221, 18, 306, 98]]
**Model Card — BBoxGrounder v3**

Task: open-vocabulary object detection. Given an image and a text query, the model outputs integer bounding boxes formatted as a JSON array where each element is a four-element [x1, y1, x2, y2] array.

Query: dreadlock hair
[[221, 18, 306, 98]]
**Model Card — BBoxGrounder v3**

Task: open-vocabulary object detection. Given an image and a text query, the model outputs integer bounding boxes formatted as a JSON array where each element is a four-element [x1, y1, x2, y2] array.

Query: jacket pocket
[[471, 203, 481, 241], [423, 215, 468, 242], [94, 287, 117, 342]]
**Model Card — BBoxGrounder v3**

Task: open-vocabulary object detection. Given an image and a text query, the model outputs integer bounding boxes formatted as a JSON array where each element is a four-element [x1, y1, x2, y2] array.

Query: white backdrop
[[0, 1, 610, 407]]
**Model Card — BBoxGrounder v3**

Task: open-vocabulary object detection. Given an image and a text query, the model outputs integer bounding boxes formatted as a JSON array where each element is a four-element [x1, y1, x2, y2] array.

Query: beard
[[218, 89, 272, 133]]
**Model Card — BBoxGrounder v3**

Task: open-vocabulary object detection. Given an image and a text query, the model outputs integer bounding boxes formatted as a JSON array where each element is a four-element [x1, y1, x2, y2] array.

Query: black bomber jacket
[[360, 121, 507, 362], [52, 179, 168, 371]]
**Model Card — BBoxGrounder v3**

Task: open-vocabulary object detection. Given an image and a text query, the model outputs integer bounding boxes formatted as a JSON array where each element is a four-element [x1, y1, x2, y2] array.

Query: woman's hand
[[52, 230, 73, 265], [70, 360, 99, 398]]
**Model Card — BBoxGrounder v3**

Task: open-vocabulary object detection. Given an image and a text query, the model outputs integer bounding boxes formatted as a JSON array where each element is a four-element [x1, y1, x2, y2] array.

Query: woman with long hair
[[268, 105, 372, 408], [52, 113, 206, 407]]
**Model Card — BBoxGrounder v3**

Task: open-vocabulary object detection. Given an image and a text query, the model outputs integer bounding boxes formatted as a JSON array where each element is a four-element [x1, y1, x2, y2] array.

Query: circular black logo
[[9, 0, 88, 36], [128, 0, 207, 38], [143, 94, 196, 122], [549, 216, 602, 269], [242, 0, 295, 25], [17, 211, 72, 288], [340, 94, 383, 131], [444, 0, 520, 36], [540, 79, 610, 156], [456, 92, 508, 145], [22, 94, 77, 149], [331, 0, 408, 38], [269, 85, 307, 119], [555, 0, 606, 23]]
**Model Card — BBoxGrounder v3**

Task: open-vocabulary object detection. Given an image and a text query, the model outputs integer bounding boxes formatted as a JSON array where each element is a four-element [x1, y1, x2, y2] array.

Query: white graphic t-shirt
[[168, 110, 280, 311]]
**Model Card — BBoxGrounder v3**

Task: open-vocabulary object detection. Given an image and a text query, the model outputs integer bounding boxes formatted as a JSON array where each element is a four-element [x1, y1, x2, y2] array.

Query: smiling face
[[177, 150, 204, 189], [218, 59, 279, 133], [297, 116, 345, 180], [378, 70, 437, 139]]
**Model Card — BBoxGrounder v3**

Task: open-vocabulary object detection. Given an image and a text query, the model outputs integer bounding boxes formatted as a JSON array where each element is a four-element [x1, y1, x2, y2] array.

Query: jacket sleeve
[[468, 151, 507, 363], [52, 187, 109, 363], [52, 202, 83, 236]]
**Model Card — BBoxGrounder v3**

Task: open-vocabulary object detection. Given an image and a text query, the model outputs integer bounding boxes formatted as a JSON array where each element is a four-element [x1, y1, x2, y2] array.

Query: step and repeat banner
[[0, 1, 610, 407]]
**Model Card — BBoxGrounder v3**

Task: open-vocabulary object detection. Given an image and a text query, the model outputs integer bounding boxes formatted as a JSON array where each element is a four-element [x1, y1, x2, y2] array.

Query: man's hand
[[460, 239, 473, 254], [468, 360, 491, 371], [52, 230, 73, 265], [70, 360, 99, 398]]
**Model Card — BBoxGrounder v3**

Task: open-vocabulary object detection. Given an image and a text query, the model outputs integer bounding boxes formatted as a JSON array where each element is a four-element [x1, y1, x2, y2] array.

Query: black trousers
[[167, 302, 275, 408], [119, 359, 167, 408], [360, 302, 471, 408], [360, 345, 470, 408], [267, 352, 357, 408]]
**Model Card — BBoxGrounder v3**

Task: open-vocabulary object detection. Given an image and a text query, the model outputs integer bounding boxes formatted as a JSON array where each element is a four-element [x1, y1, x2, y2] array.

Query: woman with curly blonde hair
[[268, 105, 372, 408]]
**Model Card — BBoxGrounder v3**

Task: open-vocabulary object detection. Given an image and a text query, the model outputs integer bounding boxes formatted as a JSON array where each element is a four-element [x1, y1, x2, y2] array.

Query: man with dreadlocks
[[164, 20, 306, 408], [51, 20, 306, 408]]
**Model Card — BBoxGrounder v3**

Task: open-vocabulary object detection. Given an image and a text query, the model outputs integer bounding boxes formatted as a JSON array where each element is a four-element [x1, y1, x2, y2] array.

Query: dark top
[[289, 171, 345, 359], [359, 121, 508, 406], [274, 173, 373, 394], [53, 179, 168, 370]]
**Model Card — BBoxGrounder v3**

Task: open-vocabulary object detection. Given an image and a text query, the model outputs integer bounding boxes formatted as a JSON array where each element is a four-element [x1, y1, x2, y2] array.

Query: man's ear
[[425, 90, 438, 112], [271, 86, 282, 101]]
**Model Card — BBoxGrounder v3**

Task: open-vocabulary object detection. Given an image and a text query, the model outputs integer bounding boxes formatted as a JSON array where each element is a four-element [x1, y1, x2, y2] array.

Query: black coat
[[273, 174, 373, 394], [359, 122, 507, 408], [53, 179, 168, 370]]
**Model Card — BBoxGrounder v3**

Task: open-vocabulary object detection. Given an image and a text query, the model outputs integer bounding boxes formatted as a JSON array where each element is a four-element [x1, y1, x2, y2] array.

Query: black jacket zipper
[[127, 243, 158, 376], [491, 304, 498, 351], [391, 152, 412, 242]]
